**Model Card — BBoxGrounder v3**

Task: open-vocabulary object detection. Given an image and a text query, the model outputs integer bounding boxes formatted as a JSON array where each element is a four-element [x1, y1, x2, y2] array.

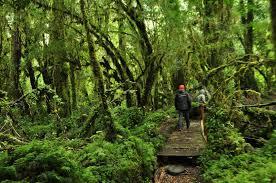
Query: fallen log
[[0, 133, 26, 145], [235, 101, 276, 108]]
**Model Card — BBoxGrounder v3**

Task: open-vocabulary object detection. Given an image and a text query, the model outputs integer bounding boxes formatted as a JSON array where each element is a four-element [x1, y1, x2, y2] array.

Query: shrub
[[0, 140, 83, 182], [200, 107, 276, 183], [0, 108, 168, 183], [18, 116, 57, 140], [202, 131, 276, 183], [24, 124, 55, 139], [79, 136, 156, 182], [203, 108, 247, 157], [131, 110, 167, 149], [230, 107, 276, 144], [113, 107, 145, 128]]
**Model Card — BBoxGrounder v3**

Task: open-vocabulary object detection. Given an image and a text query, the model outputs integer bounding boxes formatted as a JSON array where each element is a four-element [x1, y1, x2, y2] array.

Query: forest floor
[[154, 158, 202, 183], [154, 118, 205, 183]]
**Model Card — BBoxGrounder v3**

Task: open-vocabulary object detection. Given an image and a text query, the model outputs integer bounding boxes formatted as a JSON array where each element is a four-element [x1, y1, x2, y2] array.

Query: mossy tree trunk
[[80, 0, 116, 141], [271, 0, 276, 58], [10, 11, 23, 100], [203, 0, 220, 68], [270, 0, 276, 88], [116, 0, 162, 108], [118, 17, 133, 107], [70, 63, 77, 110], [23, 19, 36, 90], [50, 0, 71, 116], [42, 34, 53, 114], [0, 14, 8, 92], [203, 0, 228, 89], [240, 0, 259, 91]]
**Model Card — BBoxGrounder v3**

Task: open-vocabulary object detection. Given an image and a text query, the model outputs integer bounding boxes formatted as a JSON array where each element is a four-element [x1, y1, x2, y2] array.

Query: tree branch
[[31, 0, 135, 84], [203, 55, 275, 84], [235, 101, 276, 108]]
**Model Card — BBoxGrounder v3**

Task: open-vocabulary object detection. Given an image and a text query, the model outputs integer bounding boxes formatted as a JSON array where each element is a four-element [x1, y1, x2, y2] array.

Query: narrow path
[[154, 119, 206, 183], [158, 120, 206, 157]]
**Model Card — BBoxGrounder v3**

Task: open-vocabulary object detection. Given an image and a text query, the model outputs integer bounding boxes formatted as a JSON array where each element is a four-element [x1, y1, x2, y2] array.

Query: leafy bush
[[113, 107, 145, 128], [203, 108, 247, 157], [113, 108, 167, 150], [17, 116, 57, 140], [24, 124, 56, 139], [202, 131, 276, 183], [79, 135, 156, 182], [162, 106, 176, 117], [201, 107, 276, 183], [0, 140, 83, 182], [131, 110, 167, 149], [77, 109, 167, 182], [230, 107, 276, 144], [144, 110, 168, 125], [0, 107, 168, 183]]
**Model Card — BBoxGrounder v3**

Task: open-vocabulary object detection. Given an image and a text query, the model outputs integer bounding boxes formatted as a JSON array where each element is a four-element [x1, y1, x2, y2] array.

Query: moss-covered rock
[[231, 107, 276, 145]]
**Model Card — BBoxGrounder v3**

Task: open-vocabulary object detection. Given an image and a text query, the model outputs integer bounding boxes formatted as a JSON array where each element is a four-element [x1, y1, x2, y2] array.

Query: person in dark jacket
[[175, 85, 192, 130]]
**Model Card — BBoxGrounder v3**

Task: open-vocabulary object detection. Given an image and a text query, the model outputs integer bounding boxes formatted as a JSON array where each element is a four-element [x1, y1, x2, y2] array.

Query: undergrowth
[[200, 107, 276, 183], [0, 107, 170, 183]]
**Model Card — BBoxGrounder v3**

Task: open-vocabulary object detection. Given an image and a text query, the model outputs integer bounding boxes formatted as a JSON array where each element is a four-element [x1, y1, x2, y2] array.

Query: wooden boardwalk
[[158, 120, 206, 157]]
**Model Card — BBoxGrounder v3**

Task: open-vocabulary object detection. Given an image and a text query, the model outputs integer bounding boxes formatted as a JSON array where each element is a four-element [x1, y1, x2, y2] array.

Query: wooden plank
[[158, 120, 206, 157]]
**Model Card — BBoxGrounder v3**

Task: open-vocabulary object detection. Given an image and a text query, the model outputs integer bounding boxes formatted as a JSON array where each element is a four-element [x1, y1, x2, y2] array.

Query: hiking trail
[[154, 118, 206, 183]]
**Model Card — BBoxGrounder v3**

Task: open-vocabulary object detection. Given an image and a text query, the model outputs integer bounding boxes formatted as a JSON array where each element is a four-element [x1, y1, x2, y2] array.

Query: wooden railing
[[199, 105, 207, 142], [200, 118, 207, 142]]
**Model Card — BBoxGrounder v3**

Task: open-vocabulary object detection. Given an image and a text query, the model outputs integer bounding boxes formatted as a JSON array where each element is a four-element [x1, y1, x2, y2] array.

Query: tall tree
[[203, 0, 219, 68], [10, 10, 22, 100], [50, 0, 71, 116], [23, 15, 36, 90], [240, 0, 259, 91], [70, 62, 77, 110], [118, 17, 133, 107], [270, 0, 276, 91], [116, 0, 163, 107], [0, 11, 9, 92], [271, 0, 276, 59]]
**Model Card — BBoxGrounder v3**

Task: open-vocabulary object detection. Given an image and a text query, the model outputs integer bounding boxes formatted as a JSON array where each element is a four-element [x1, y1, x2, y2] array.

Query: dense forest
[[0, 0, 275, 182]]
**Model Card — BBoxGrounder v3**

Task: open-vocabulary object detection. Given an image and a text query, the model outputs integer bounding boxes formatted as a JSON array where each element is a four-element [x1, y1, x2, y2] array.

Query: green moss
[[200, 107, 276, 183], [79, 136, 157, 182], [113, 107, 145, 128], [0, 140, 83, 182], [0, 108, 168, 183], [202, 132, 276, 183]]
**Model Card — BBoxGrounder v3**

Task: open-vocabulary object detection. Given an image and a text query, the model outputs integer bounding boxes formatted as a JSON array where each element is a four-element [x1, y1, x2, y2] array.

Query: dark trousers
[[178, 110, 190, 129]]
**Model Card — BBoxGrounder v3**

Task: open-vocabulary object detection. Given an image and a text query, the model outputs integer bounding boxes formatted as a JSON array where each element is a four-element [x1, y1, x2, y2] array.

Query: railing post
[[200, 105, 207, 142]]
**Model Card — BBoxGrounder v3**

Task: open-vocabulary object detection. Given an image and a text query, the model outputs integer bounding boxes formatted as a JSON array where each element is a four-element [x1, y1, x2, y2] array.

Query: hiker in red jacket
[[175, 85, 192, 131]]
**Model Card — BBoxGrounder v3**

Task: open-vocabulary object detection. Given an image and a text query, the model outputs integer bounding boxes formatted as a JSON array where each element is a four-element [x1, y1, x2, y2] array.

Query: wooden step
[[158, 121, 206, 157]]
